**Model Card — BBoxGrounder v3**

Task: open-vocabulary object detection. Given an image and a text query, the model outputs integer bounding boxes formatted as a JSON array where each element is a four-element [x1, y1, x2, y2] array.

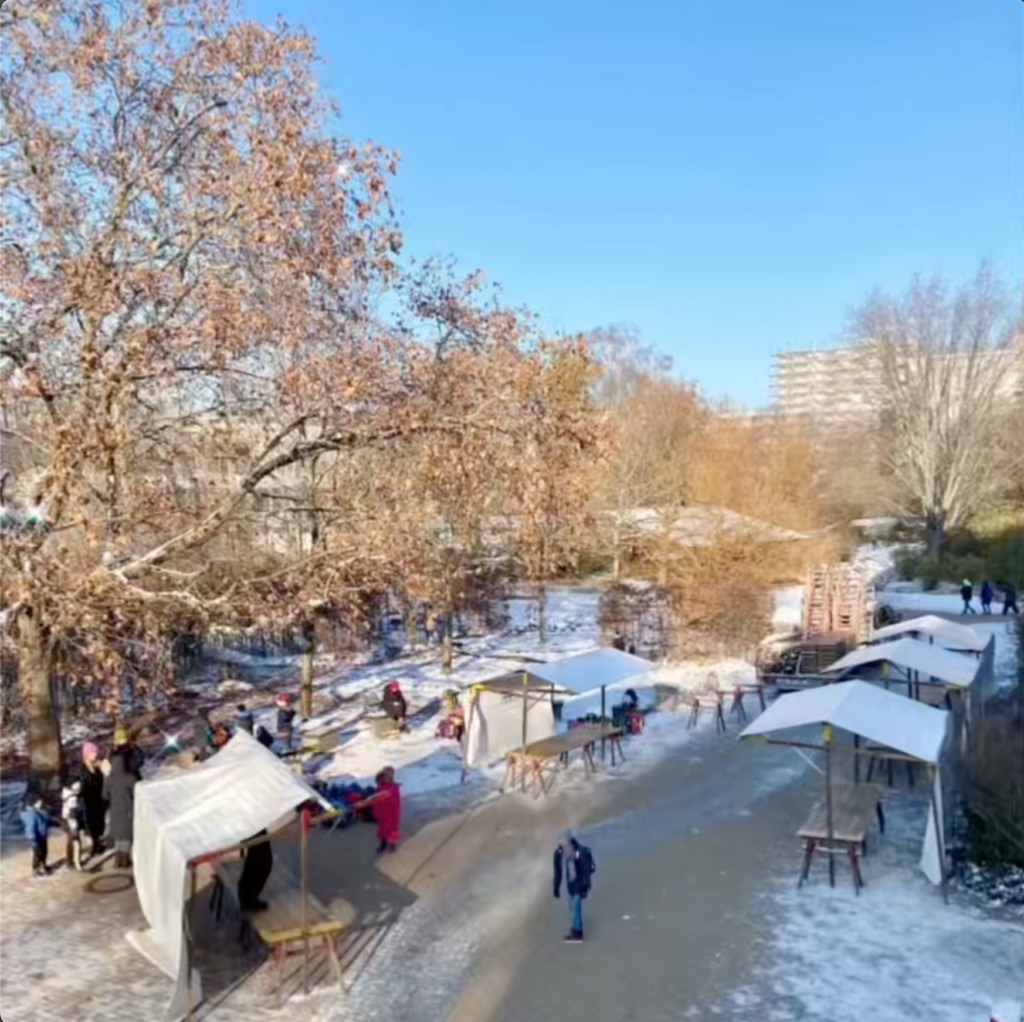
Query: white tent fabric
[[870, 614, 987, 652], [463, 688, 556, 768], [823, 637, 979, 689], [523, 648, 653, 694], [739, 680, 949, 764], [127, 732, 327, 1020]]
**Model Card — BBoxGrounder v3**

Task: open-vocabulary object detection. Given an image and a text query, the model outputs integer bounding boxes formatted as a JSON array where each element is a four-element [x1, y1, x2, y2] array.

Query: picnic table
[[501, 723, 625, 798], [209, 858, 355, 1003], [797, 782, 885, 894]]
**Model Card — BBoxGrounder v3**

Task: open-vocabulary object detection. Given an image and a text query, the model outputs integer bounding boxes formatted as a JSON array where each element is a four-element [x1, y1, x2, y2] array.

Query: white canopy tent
[[462, 648, 652, 772], [740, 681, 951, 891], [823, 637, 980, 689], [127, 731, 329, 1021], [869, 614, 988, 653]]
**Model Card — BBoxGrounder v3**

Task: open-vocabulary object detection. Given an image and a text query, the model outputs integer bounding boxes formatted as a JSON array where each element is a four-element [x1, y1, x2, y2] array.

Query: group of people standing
[[20, 728, 142, 878], [960, 579, 1019, 615]]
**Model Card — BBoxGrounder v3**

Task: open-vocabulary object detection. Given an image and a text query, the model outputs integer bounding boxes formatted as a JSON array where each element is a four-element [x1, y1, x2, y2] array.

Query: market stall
[[127, 731, 336, 1021], [740, 681, 951, 898]]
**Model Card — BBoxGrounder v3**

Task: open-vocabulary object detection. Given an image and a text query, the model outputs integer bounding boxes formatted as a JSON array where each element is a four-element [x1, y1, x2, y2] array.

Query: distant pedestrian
[[234, 704, 255, 735], [960, 579, 976, 614], [553, 830, 596, 943], [980, 581, 994, 615], [79, 741, 108, 858], [275, 693, 296, 746], [1002, 582, 1020, 616], [373, 766, 402, 854], [20, 791, 53, 878], [382, 680, 407, 729], [104, 728, 141, 869]]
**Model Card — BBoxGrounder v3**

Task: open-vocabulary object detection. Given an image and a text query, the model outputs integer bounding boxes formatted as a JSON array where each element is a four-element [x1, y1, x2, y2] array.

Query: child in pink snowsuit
[[374, 767, 401, 854]]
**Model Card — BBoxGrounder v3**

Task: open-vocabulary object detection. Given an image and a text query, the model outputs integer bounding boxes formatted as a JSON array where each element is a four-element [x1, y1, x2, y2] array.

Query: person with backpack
[[980, 581, 995, 615], [553, 830, 595, 943], [1002, 582, 1020, 616], [960, 579, 976, 614]]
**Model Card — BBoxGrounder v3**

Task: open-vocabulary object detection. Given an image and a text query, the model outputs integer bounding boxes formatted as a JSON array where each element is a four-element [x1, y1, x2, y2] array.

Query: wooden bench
[[502, 724, 625, 798], [210, 858, 355, 1002], [797, 783, 884, 894]]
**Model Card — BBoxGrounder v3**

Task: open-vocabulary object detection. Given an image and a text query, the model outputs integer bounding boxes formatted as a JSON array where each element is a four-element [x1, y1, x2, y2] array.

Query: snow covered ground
[[722, 799, 1024, 1022]]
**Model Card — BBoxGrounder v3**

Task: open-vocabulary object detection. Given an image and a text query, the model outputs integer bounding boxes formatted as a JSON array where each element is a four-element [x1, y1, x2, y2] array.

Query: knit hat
[[82, 741, 99, 762], [963, 579, 971, 587]]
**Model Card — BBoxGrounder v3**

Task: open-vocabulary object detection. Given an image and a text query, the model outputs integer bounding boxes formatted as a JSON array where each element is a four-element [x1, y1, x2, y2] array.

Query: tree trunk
[[300, 621, 315, 718], [925, 511, 947, 558], [537, 583, 548, 643], [19, 611, 62, 790], [441, 612, 454, 673]]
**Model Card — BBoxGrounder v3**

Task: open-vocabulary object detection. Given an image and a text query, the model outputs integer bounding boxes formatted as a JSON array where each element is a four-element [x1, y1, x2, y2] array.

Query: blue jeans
[[570, 893, 583, 934]]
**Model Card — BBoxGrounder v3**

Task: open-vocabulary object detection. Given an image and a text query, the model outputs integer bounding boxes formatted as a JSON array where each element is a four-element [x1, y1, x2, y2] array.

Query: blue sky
[[244, 0, 1022, 408]]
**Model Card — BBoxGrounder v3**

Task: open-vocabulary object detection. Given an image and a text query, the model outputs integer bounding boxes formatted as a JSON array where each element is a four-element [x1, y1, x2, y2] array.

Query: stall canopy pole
[[929, 765, 949, 906], [186, 863, 197, 1022], [823, 723, 835, 887], [521, 672, 528, 793], [301, 807, 310, 996], [600, 685, 607, 762]]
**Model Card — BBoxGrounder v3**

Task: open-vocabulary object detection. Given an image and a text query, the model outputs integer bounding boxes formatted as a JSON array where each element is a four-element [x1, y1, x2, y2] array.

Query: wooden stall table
[[502, 723, 625, 798], [687, 692, 727, 732], [797, 783, 884, 894], [717, 683, 768, 723], [210, 859, 355, 1003]]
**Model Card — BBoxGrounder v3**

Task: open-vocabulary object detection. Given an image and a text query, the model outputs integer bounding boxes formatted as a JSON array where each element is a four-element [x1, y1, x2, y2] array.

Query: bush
[[988, 532, 1024, 590], [892, 548, 992, 591]]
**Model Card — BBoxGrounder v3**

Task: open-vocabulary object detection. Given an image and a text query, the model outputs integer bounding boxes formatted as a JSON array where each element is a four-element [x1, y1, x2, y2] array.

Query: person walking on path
[[79, 741, 108, 859], [980, 581, 995, 615], [20, 791, 54, 878], [1002, 582, 1020, 615], [960, 579, 976, 614], [104, 728, 141, 869], [553, 830, 596, 943]]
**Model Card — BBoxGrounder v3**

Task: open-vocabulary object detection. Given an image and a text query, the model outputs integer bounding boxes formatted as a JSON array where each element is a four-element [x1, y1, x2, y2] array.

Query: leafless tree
[[851, 264, 1024, 555]]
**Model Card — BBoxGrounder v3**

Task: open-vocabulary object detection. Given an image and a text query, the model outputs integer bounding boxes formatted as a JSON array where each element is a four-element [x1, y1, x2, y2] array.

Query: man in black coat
[[238, 829, 273, 912], [104, 732, 141, 869]]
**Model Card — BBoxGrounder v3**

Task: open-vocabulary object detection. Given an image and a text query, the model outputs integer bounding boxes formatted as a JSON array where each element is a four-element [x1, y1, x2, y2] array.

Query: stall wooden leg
[[828, 850, 836, 888], [274, 945, 286, 1007], [715, 701, 726, 733], [799, 839, 815, 887], [325, 934, 343, 989], [848, 844, 864, 893], [876, 801, 886, 835], [687, 699, 699, 729], [757, 685, 766, 711]]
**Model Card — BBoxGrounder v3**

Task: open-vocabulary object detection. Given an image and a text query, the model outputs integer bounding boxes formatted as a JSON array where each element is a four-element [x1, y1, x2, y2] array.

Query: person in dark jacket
[[20, 792, 54, 877], [234, 704, 255, 735], [104, 729, 141, 869], [79, 741, 108, 858], [980, 581, 995, 615], [382, 680, 407, 727], [1003, 582, 1020, 616], [960, 579, 976, 614], [553, 830, 595, 943], [237, 828, 273, 911], [275, 693, 296, 746]]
